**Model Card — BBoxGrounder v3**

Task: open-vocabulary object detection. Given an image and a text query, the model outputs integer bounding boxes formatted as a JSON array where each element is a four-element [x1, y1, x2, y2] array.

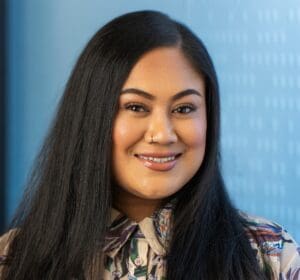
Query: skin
[[112, 47, 207, 221]]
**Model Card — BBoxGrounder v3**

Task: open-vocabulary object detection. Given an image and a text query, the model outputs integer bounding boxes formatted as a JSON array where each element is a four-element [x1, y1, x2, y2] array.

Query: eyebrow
[[120, 88, 203, 101]]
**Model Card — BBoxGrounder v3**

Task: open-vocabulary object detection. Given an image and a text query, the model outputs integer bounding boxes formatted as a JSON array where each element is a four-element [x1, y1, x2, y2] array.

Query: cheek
[[113, 116, 129, 140], [112, 116, 144, 153], [180, 119, 207, 149]]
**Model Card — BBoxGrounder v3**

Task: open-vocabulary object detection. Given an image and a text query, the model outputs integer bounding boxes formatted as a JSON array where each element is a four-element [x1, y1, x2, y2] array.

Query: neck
[[113, 187, 164, 222]]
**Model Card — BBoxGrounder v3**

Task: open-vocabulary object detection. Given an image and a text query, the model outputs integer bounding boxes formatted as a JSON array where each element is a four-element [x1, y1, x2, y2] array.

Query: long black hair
[[2, 10, 272, 279]]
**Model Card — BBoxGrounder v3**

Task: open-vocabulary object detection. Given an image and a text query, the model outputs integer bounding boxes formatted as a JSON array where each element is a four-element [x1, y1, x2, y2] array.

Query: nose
[[144, 111, 178, 145]]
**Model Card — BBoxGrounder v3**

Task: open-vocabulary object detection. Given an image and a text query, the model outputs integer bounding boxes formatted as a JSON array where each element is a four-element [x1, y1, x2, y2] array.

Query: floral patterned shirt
[[102, 205, 300, 280], [102, 204, 173, 280], [0, 204, 300, 279]]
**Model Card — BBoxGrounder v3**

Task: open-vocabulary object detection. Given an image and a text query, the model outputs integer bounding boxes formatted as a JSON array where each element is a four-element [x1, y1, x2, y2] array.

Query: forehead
[[122, 47, 205, 97]]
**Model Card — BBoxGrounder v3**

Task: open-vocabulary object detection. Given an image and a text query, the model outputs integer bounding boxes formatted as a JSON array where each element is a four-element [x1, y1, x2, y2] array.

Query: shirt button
[[112, 270, 121, 277], [134, 257, 144, 266]]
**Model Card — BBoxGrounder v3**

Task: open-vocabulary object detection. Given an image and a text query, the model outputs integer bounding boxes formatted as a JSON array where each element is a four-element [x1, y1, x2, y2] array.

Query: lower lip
[[136, 156, 178, 171]]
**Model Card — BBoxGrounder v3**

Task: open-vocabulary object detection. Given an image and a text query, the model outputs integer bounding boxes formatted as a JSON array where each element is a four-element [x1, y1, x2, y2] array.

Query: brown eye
[[173, 105, 196, 114], [125, 103, 148, 112]]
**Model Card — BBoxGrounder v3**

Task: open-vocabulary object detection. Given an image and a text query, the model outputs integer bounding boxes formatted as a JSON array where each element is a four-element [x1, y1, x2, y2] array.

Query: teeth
[[139, 155, 176, 163]]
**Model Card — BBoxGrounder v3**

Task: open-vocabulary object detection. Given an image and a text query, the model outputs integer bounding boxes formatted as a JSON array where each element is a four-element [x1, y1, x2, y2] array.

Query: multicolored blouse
[[0, 203, 300, 279], [102, 204, 300, 279]]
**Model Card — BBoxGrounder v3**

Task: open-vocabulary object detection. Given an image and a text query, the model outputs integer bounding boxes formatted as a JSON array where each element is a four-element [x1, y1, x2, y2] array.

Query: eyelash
[[124, 103, 197, 114], [124, 103, 148, 113], [173, 104, 196, 114]]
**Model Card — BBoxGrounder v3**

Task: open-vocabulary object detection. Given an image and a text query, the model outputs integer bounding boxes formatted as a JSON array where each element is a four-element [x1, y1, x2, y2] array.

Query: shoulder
[[0, 229, 18, 258], [0, 229, 18, 277], [239, 211, 300, 278]]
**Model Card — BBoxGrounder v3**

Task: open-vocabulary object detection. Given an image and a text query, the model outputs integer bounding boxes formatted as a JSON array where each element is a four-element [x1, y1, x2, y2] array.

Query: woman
[[0, 10, 299, 280]]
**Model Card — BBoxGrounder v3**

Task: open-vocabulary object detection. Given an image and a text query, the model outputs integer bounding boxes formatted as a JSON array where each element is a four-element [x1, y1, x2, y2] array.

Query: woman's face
[[112, 47, 207, 204]]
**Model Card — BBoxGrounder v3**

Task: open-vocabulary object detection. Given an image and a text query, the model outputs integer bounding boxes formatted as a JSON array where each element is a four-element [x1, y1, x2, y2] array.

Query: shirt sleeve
[[0, 229, 18, 257], [0, 229, 18, 278], [279, 229, 300, 280]]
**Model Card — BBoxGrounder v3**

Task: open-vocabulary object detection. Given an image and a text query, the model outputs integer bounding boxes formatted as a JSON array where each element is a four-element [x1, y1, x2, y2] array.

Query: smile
[[135, 153, 182, 171], [138, 155, 175, 163]]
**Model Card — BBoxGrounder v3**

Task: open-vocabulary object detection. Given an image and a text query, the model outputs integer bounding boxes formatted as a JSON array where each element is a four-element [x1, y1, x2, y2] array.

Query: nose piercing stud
[[150, 135, 155, 144]]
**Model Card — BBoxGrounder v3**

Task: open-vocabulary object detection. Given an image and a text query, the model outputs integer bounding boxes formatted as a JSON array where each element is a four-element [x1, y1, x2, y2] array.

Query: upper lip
[[135, 152, 182, 158]]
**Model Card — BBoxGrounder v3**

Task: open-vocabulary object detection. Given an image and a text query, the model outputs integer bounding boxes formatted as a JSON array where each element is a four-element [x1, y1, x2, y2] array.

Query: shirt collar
[[103, 200, 175, 257]]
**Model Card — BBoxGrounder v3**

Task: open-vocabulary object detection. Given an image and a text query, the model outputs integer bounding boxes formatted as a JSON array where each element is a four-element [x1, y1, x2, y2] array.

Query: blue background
[[5, 0, 300, 241]]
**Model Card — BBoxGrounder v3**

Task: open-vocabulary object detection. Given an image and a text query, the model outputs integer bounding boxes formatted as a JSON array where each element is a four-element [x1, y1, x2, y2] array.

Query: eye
[[124, 103, 148, 113], [173, 104, 197, 114]]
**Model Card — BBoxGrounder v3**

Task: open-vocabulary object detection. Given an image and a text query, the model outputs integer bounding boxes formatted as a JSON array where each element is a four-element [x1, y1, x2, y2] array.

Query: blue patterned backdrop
[[5, 0, 300, 240]]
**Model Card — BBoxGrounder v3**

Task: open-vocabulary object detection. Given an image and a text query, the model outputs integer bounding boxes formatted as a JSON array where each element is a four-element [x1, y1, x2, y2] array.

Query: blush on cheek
[[113, 120, 135, 150], [185, 121, 207, 148], [113, 119, 128, 139]]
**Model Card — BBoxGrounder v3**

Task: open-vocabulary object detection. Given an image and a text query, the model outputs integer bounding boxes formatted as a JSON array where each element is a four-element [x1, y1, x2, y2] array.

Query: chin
[[135, 188, 180, 200]]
